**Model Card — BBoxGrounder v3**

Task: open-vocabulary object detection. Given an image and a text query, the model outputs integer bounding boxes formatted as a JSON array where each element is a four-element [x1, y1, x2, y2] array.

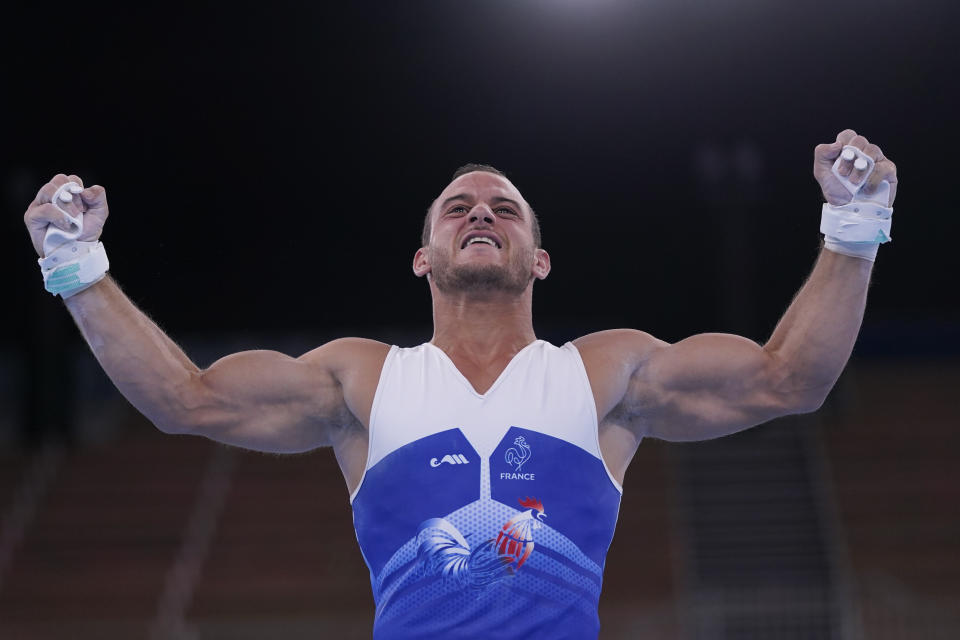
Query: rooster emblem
[[495, 497, 546, 569], [504, 436, 532, 472], [417, 497, 547, 589]]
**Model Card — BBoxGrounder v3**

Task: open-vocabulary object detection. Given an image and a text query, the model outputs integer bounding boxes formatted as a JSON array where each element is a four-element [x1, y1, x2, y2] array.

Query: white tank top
[[350, 340, 622, 640]]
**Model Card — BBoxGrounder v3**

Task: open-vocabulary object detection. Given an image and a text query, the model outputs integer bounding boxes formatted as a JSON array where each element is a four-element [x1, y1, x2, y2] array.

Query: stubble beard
[[429, 245, 534, 296]]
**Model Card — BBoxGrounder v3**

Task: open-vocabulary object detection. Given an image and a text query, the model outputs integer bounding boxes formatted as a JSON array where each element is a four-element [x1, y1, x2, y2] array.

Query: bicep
[[180, 348, 345, 453], [627, 333, 799, 441]]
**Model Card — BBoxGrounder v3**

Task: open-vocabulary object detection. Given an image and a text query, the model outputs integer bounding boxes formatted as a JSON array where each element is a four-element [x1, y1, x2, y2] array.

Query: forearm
[[63, 275, 201, 432], [763, 246, 873, 405]]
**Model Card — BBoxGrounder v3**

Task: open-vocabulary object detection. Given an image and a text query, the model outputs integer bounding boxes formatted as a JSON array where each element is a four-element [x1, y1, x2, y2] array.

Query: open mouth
[[460, 235, 501, 249]]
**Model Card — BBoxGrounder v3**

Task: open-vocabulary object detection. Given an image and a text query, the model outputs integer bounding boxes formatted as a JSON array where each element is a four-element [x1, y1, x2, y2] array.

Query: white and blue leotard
[[350, 340, 623, 640]]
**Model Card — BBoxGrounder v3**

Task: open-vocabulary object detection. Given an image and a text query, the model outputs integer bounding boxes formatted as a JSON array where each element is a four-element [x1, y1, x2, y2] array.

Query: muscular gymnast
[[23, 129, 897, 639]]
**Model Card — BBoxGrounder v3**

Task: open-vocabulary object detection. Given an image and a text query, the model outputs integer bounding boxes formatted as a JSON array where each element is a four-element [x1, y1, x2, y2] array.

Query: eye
[[447, 205, 468, 216], [495, 207, 518, 216]]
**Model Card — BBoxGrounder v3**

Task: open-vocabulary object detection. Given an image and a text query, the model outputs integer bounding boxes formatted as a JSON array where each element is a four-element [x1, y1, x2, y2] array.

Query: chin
[[434, 264, 531, 296]]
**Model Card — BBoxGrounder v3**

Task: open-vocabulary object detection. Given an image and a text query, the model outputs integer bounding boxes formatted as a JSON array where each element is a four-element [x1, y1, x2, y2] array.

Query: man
[[23, 129, 897, 639]]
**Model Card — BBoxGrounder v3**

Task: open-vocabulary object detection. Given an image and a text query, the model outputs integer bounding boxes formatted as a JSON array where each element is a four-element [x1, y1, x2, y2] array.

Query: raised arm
[[629, 248, 871, 441], [581, 130, 898, 443], [24, 175, 386, 453], [63, 277, 370, 451]]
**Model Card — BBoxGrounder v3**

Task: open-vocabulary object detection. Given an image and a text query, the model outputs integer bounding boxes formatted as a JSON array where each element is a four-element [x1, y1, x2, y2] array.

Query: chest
[[350, 342, 624, 580], [368, 343, 603, 461]]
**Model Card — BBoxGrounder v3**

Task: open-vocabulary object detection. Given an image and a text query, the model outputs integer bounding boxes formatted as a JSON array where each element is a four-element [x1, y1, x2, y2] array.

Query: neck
[[429, 284, 537, 363]]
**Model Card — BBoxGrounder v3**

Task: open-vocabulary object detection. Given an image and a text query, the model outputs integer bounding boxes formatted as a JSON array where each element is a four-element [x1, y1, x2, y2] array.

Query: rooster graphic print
[[352, 422, 622, 639], [417, 497, 546, 589], [504, 435, 532, 471]]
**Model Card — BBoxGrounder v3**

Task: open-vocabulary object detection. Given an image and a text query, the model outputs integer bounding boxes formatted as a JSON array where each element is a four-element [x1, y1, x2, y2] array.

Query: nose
[[469, 204, 495, 226]]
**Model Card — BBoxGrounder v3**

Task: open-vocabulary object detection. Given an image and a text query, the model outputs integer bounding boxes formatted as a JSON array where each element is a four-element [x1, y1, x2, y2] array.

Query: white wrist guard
[[39, 241, 109, 298], [821, 145, 894, 262], [38, 181, 110, 298]]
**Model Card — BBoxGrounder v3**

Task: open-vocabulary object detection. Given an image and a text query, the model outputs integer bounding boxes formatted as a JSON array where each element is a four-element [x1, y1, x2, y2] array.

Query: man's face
[[418, 172, 544, 296]]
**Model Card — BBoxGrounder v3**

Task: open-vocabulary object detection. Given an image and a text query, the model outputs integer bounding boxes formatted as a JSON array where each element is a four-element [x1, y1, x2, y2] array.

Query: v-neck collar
[[426, 340, 542, 399]]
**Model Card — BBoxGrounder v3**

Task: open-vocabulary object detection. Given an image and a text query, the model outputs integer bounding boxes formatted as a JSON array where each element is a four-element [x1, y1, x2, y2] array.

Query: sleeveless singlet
[[350, 340, 622, 639]]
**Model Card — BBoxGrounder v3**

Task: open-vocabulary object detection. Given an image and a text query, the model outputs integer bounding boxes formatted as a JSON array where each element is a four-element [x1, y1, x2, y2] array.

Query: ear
[[413, 247, 431, 278], [532, 248, 551, 280]]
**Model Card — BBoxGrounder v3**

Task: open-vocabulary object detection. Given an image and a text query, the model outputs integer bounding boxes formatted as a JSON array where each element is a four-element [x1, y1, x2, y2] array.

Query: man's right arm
[[25, 174, 378, 453], [63, 277, 354, 452]]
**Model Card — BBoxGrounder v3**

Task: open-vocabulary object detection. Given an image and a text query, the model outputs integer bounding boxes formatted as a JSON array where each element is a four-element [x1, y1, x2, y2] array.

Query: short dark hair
[[422, 163, 541, 247]]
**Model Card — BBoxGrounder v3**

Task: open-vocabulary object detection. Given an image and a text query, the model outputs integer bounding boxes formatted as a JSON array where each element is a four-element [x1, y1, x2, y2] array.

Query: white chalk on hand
[[854, 157, 869, 171]]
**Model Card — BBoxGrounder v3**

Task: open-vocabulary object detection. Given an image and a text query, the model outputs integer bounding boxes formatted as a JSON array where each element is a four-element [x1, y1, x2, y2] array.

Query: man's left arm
[[620, 129, 897, 442]]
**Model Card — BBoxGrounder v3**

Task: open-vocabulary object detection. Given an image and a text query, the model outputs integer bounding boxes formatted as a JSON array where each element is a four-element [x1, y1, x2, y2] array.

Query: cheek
[[428, 244, 453, 265], [431, 222, 458, 245]]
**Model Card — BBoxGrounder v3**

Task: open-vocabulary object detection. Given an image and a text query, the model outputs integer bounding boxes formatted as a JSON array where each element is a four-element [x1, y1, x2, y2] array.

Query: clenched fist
[[24, 174, 109, 258], [814, 129, 898, 207]]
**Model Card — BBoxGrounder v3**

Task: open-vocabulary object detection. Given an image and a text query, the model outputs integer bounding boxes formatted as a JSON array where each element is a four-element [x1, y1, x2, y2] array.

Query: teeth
[[466, 237, 497, 247]]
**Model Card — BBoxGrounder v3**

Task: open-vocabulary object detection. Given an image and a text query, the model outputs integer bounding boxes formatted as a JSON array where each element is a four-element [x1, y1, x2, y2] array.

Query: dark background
[[2, 2, 960, 638], [5, 0, 958, 349]]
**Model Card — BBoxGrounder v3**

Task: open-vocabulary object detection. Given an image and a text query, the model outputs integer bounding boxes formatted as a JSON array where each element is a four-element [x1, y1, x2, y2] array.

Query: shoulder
[[299, 337, 392, 381], [572, 329, 669, 421], [299, 338, 393, 432], [573, 329, 668, 370]]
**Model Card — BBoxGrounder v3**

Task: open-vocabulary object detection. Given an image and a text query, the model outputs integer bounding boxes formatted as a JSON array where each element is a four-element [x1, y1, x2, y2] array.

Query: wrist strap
[[822, 145, 894, 262], [39, 241, 110, 298], [820, 201, 892, 243], [820, 200, 893, 262]]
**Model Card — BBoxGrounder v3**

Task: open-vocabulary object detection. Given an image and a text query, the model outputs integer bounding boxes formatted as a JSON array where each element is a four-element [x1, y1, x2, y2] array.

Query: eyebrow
[[439, 193, 524, 215]]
